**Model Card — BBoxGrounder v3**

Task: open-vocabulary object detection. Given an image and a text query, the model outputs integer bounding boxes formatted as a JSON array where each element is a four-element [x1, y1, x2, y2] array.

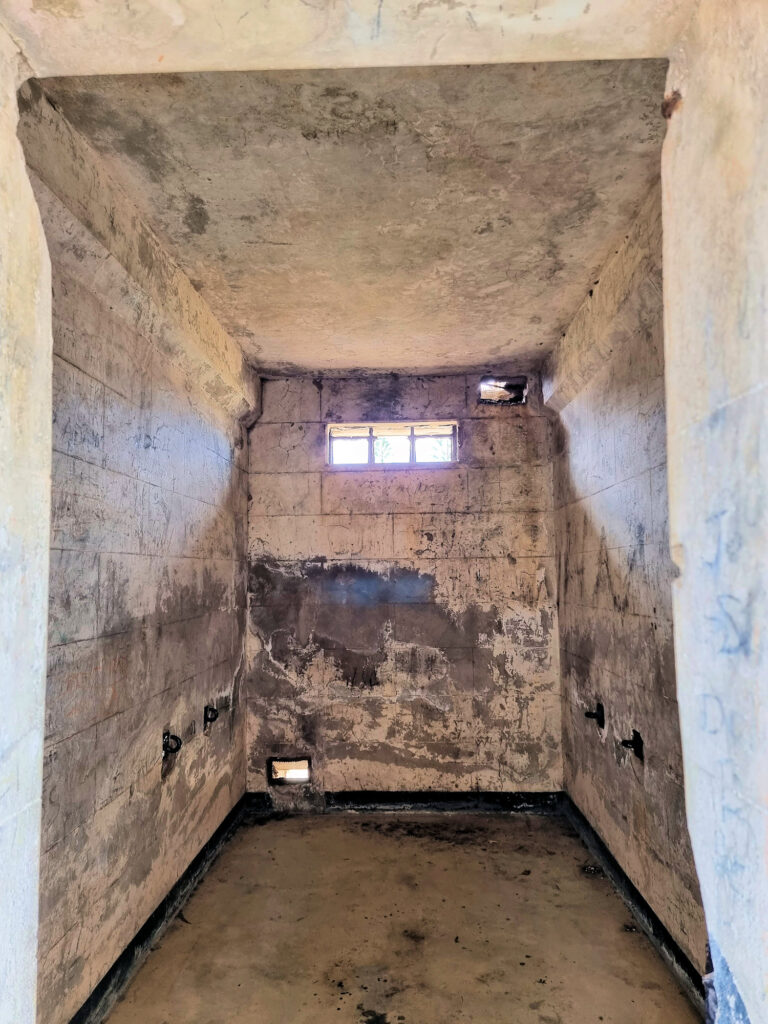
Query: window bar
[[410, 425, 415, 464], [368, 425, 374, 466]]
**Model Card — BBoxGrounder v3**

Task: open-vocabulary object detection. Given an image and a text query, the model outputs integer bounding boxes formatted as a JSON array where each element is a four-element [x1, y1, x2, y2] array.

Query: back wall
[[246, 374, 560, 792]]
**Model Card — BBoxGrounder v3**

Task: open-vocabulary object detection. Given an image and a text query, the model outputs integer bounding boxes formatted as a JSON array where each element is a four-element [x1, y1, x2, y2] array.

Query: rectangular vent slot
[[268, 757, 311, 785]]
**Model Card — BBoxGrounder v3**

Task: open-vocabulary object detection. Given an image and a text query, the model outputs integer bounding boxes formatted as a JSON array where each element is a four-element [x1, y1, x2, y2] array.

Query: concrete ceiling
[[42, 60, 667, 374]]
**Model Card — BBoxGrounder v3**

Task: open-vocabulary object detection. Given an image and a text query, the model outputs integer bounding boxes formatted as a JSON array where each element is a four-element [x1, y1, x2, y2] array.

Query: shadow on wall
[[550, 348, 708, 974]]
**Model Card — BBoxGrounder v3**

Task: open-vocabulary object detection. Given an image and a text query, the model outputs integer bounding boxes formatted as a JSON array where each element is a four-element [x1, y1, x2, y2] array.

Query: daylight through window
[[328, 422, 458, 466]]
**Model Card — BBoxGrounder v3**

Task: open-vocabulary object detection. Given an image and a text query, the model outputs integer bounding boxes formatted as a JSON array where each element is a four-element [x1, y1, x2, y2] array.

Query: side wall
[[0, 33, 51, 1024], [545, 185, 707, 971], [664, 3, 768, 1020], [34, 185, 249, 1022], [246, 375, 560, 793]]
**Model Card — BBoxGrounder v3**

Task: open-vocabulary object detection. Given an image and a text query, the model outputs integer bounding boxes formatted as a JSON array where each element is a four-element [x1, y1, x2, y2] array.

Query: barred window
[[327, 422, 458, 467]]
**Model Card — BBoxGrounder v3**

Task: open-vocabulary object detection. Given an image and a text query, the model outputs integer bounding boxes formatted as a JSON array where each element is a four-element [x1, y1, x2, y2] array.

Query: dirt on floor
[[106, 812, 701, 1024]]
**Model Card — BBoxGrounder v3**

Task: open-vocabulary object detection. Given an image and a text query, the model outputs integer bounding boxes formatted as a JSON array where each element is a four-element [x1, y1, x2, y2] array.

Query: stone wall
[[34, 183, 249, 1024], [545, 184, 707, 972], [246, 374, 560, 793]]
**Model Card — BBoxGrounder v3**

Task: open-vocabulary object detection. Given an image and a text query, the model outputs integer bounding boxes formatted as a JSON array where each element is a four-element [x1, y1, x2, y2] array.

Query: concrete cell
[[3, 9, 764, 1020]]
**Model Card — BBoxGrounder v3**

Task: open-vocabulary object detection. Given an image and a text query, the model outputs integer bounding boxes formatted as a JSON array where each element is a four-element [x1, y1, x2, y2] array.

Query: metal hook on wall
[[162, 731, 183, 758], [584, 702, 605, 730], [621, 729, 644, 763]]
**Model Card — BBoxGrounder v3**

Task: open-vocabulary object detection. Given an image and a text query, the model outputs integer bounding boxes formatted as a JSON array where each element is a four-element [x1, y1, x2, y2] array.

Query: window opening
[[328, 422, 458, 467], [478, 375, 528, 405]]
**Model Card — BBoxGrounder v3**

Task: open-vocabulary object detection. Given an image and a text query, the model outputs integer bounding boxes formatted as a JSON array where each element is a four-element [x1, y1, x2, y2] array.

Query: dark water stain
[[297, 88, 399, 143], [247, 559, 521, 695], [184, 194, 209, 235], [661, 90, 682, 120], [246, 556, 556, 783], [248, 560, 440, 689], [322, 741, 470, 775], [161, 745, 179, 780], [249, 558, 434, 610], [298, 712, 320, 746], [322, 85, 358, 100], [358, 1008, 390, 1024], [121, 123, 174, 184], [322, 374, 407, 421], [315, 636, 384, 688], [357, 820, 490, 845]]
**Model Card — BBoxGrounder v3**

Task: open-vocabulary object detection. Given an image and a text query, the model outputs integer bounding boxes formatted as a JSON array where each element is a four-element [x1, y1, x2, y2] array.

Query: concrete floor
[[107, 813, 700, 1024]]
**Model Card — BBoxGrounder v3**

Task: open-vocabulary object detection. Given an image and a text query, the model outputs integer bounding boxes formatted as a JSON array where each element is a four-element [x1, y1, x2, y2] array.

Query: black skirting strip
[[324, 790, 564, 812], [69, 796, 249, 1024], [562, 795, 706, 1016], [69, 789, 705, 1022]]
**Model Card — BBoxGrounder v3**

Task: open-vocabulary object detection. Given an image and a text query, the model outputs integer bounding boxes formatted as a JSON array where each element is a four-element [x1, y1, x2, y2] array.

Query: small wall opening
[[267, 757, 312, 785], [478, 375, 528, 405]]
